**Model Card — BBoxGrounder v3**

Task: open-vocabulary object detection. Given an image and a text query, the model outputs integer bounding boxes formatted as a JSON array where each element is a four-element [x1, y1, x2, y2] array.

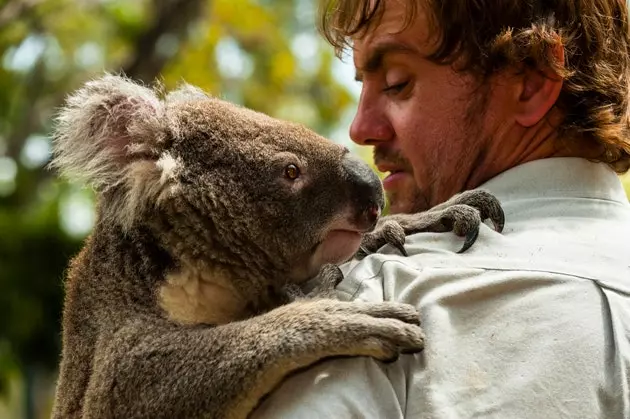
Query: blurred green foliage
[[622, 173, 630, 195], [0, 0, 360, 416]]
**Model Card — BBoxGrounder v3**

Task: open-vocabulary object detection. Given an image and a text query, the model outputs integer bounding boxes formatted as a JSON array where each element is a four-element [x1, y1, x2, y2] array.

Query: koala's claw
[[304, 264, 345, 299], [459, 223, 480, 254], [395, 243, 408, 257], [381, 354, 400, 364], [427, 204, 482, 253], [492, 208, 505, 233], [382, 232, 408, 257], [401, 346, 424, 355], [422, 189, 504, 252], [390, 235, 408, 257], [443, 189, 505, 233], [357, 219, 408, 259]]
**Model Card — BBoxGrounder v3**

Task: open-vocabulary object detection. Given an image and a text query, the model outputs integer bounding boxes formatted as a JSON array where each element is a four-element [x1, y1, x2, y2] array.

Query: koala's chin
[[313, 229, 363, 266], [301, 203, 380, 280]]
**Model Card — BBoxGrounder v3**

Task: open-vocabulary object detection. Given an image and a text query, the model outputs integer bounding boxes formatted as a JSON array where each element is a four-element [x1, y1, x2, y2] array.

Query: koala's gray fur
[[50, 74, 504, 419]]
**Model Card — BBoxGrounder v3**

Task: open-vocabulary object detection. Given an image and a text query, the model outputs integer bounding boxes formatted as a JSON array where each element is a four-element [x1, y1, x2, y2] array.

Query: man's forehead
[[353, 39, 420, 77], [351, 1, 431, 76]]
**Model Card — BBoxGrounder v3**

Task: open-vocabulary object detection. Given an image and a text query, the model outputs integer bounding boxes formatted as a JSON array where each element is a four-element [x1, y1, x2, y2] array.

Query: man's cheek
[[386, 175, 427, 214]]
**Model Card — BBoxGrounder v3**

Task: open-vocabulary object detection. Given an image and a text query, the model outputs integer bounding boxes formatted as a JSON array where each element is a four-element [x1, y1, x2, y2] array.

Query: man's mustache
[[373, 146, 414, 172]]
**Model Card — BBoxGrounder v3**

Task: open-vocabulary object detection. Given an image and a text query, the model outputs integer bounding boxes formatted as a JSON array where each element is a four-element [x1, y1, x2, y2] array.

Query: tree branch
[[0, 0, 41, 30], [122, 0, 207, 83]]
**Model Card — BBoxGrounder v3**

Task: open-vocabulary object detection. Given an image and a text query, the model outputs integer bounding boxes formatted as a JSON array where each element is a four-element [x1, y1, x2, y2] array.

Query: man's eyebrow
[[354, 41, 419, 82]]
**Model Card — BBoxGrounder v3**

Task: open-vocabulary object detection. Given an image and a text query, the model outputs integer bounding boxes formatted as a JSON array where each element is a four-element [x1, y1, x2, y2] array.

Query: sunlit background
[[1, 0, 629, 418]]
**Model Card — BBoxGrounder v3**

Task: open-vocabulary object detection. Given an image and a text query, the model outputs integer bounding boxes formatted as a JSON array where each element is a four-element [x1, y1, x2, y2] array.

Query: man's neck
[[464, 108, 603, 191]]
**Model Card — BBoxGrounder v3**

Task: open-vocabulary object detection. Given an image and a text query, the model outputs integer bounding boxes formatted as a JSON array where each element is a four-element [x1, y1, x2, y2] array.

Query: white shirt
[[252, 157, 630, 419]]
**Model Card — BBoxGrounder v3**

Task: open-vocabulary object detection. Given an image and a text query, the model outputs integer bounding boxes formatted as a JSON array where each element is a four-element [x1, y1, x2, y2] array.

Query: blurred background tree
[[0, 0, 629, 418], [0, 0, 362, 417]]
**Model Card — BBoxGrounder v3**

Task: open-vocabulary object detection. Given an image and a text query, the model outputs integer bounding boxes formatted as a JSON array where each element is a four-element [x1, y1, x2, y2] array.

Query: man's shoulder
[[337, 202, 630, 301]]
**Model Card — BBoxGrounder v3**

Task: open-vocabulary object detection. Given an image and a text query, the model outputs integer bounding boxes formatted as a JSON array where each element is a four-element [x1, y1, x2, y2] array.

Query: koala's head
[[51, 74, 384, 284]]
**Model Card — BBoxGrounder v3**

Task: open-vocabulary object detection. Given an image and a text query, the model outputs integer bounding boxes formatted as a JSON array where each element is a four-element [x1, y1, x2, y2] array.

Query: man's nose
[[349, 93, 394, 146]]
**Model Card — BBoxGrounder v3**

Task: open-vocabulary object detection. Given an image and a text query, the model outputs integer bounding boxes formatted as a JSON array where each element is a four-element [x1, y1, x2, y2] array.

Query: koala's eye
[[284, 164, 300, 180]]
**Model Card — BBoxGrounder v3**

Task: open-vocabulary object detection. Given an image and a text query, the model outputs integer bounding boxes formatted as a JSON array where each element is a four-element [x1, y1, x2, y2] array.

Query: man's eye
[[383, 81, 409, 94]]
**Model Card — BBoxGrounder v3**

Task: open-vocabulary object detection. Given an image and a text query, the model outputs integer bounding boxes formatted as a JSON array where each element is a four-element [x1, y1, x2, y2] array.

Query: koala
[[49, 74, 504, 419]]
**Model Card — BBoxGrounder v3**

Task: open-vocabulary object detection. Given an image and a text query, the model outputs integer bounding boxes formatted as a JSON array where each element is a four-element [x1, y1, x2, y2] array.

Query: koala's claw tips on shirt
[[491, 207, 505, 233], [436, 189, 504, 252], [452, 189, 505, 234], [479, 194, 505, 234], [457, 224, 480, 254], [356, 219, 408, 259], [393, 241, 409, 257]]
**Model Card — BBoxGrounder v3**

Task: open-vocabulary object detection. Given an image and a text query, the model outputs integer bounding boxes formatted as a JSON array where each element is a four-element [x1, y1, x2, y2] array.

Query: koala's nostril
[[361, 205, 380, 229], [355, 205, 380, 232], [366, 205, 380, 223]]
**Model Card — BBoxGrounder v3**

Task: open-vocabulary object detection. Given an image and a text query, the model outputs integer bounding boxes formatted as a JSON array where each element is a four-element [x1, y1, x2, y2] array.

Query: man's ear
[[514, 43, 565, 127], [51, 74, 165, 191]]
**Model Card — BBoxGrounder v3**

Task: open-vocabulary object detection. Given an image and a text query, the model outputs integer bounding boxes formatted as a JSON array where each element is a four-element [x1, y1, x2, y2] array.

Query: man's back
[[253, 157, 630, 418]]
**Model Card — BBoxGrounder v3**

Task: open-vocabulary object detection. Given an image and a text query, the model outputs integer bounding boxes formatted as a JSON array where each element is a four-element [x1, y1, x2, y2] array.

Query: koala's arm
[[359, 189, 505, 256], [78, 298, 423, 419]]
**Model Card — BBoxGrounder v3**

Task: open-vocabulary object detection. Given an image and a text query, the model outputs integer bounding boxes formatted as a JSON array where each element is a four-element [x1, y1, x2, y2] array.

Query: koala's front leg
[[228, 299, 425, 418], [306, 264, 345, 298], [358, 189, 505, 256], [86, 299, 424, 419], [292, 264, 344, 300], [281, 264, 345, 303]]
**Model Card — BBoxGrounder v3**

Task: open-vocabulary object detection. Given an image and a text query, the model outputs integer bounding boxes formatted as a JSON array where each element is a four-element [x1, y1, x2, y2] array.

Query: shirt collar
[[479, 157, 629, 204]]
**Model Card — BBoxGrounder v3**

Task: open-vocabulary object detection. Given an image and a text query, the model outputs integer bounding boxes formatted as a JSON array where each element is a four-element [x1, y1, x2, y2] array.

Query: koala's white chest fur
[[158, 265, 248, 325]]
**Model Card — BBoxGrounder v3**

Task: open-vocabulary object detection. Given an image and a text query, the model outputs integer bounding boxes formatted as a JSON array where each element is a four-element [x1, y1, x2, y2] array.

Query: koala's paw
[[423, 204, 483, 253], [439, 189, 505, 233], [415, 189, 503, 253], [273, 299, 424, 363], [282, 283, 307, 301], [357, 220, 407, 259], [357, 189, 504, 256], [322, 300, 425, 362], [305, 264, 344, 299]]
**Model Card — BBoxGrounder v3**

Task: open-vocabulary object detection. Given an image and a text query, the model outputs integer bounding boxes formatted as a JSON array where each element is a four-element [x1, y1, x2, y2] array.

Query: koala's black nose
[[342, 154, 385, 227]]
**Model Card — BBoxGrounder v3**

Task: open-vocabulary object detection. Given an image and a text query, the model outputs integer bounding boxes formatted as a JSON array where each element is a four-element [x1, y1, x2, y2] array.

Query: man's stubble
[[373, 86, 490, 214]]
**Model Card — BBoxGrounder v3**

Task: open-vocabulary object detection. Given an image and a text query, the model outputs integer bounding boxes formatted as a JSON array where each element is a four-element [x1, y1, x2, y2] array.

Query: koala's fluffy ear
[[165, 82, 209, 103], [51, 74, 165, 191]]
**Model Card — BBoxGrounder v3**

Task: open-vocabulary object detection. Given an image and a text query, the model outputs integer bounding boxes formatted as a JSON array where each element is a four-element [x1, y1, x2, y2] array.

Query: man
[[252, 0, 630, 417]]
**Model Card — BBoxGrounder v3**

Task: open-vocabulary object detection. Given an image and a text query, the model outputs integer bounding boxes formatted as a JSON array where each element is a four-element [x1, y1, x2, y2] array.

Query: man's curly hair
[[319, 0, 630, 173]]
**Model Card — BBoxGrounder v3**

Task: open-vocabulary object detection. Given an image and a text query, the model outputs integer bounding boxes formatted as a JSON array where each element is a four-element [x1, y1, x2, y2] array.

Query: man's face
[[350, 1, 499, 213]]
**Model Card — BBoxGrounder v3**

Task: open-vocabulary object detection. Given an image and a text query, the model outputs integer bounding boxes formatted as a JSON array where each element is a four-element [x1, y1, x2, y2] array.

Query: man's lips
[[376, 164, 412, 191]]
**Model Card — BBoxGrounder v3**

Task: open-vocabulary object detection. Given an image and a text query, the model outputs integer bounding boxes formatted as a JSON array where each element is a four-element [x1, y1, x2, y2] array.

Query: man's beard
[[373, 86, 490, 214], [373, 147, 429, 213]]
